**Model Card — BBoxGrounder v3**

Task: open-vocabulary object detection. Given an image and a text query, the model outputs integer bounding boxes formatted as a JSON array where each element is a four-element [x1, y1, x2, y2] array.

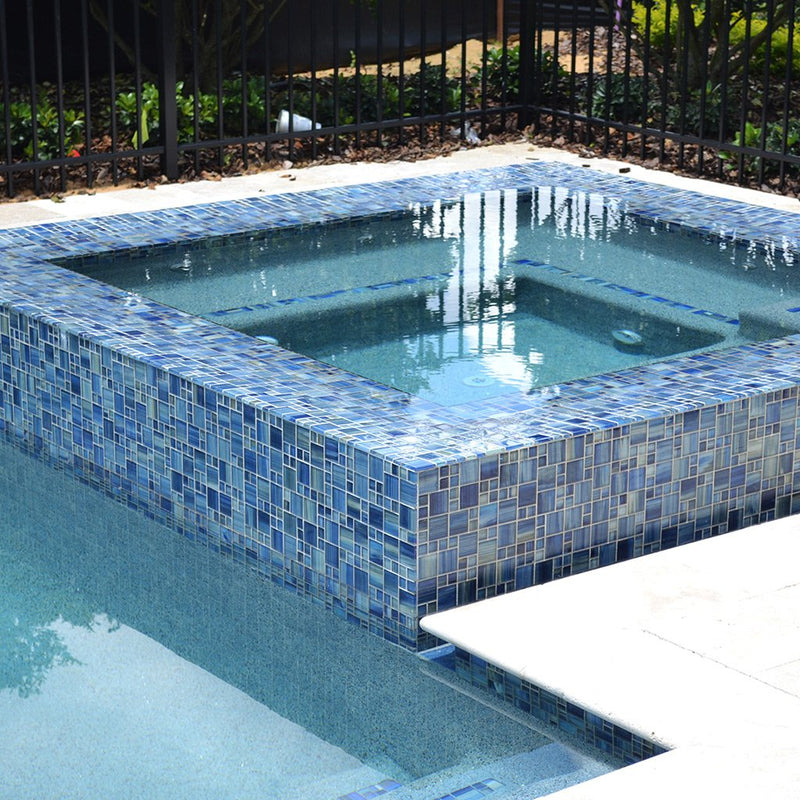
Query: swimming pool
[[1, 160, 799, 669], [0, 433, 621, 798]]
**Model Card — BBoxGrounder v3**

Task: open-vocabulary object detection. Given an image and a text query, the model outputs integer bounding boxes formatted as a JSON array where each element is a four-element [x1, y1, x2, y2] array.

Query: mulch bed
[[2, 98, 798, 202]]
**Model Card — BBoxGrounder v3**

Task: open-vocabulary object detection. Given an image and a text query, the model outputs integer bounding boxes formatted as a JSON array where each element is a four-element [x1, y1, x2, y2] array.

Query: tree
[[88, 0, 288, 91], [630, 0, 797, 90]]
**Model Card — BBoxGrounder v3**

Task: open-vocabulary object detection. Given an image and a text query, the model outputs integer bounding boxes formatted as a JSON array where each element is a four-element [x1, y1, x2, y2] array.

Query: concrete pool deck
[[1, 138, 798, 228], [422, 515, 800, 799]]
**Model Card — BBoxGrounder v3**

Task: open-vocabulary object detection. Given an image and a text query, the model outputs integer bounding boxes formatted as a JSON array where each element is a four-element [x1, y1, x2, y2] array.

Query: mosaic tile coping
[[1, 160, 799, 469]]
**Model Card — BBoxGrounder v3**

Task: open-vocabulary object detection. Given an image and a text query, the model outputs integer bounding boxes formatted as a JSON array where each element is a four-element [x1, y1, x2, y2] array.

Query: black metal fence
[[1, 0, 798, 198], [530, 0, 800, 191]]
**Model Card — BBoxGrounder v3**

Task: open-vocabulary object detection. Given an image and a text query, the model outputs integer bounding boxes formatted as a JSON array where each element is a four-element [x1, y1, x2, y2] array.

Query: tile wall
[[451, 647, 668, 763], [0, 162, 799, 650], [415, 385, 800, 643]]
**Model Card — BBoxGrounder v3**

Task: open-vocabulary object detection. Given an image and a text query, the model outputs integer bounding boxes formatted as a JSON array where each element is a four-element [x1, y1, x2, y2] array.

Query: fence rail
[[0, 0, 798, 198]]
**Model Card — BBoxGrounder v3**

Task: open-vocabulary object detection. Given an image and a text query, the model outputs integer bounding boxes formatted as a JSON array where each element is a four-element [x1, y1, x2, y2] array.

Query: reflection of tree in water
[[377, 336, 442, 396], [0, 551, 112, 698], [2, 619, 78, 698], [463, 276, 517, 323]]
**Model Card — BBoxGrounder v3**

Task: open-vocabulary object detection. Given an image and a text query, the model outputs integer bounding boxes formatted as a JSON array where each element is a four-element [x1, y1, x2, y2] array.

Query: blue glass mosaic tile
[[0, 161, 799, 650], [431, 778, 503, 800], [452, 647, 666, 765], [337, 778, 402, 800]]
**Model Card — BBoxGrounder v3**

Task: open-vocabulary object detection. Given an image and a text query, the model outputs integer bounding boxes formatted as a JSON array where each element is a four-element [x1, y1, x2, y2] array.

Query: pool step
[[738, 299, 800, 340], [337, 778, 403, 800], [338, 741, 614, 800], [430, 777, 503, 799], [338, 777, 502, 800]]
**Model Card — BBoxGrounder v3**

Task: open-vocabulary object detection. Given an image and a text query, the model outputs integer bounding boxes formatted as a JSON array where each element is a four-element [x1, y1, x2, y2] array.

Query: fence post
[[156, 0, 178, 179], [517, 0, 535, 128]]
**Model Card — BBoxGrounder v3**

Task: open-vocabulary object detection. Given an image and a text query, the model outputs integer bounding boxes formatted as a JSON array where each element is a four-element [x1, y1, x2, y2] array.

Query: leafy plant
[[403, 65, 462, 114], [0, 96, 84, 160], [591, 74, 646, 122], [117, 81, 219, 145], [630, 1, 704, 52], [764, 119, 800, 154], [723, 119, 800, 177], [472, 43, 521, 102], [116, 82, 159, 147], [728, 17, 800, 78], [175, 82, 218, 141], [629, 0, 797, 89], [269, 65, 464, 130], [222, 74, 268, 132], [665, 82, 728, 137], [472, 44, 567, 108]]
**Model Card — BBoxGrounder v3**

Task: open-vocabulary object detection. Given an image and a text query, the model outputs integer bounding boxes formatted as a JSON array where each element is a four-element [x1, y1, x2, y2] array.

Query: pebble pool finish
[[1, 161, 800, 650]]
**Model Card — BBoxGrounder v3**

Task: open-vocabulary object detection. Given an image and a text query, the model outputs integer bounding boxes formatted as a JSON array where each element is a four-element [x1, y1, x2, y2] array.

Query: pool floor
[[0, 434, 619, 799]]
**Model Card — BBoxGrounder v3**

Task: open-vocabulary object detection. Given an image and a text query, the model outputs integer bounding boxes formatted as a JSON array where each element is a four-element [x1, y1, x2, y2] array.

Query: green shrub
[[0, 96, 84, 160], [591, 74, 646, 122], [270, 66, 464, 130], [222, 74, 268, 132], [632, 1, 800, 78], [117, 81, 219, 145], [176, 82, 218, 141], [403, 65, 462, 114], [729, 17, 800, 77], [472, 45, 566, 105], [630, 1, 704, 51], [116, 82, 159, 147], [664, 83, 728, 137], [472, 43, 521, 102], [724, 119, 800, 176]]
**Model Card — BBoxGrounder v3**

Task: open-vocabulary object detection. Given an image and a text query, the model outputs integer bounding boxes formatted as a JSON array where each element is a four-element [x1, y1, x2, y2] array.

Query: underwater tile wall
[[1, 161, 800, 650], [451, 647, 668, 764]]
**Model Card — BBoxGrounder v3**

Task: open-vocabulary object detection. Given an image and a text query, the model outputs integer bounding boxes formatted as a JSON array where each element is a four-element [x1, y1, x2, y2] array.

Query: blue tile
[[0, 160, 799, 652]]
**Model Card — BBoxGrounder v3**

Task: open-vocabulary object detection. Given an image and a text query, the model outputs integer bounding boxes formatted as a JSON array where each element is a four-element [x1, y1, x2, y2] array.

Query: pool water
[[65, 186, 796, 406], [0, 435, 620, 799]]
